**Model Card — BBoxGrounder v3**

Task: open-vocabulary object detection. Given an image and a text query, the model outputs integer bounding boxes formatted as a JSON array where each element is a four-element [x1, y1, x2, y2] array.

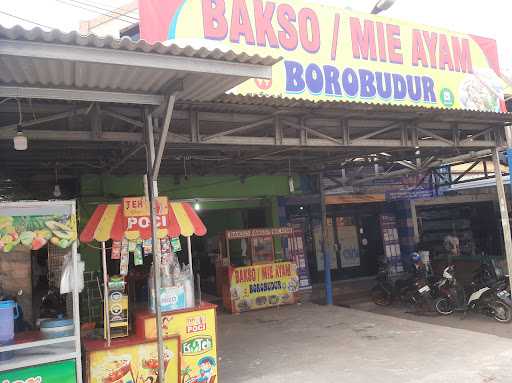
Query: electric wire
[[0, 10, 56, 30], [64, 0, 139, 21], [54, 0, 136, 24]]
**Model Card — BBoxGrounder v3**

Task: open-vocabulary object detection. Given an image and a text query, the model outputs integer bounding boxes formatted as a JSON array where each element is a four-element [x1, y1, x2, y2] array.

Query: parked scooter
[[472, 253, 512, 307], [433, 266, 512, 323], [371, 254, 432, 311]]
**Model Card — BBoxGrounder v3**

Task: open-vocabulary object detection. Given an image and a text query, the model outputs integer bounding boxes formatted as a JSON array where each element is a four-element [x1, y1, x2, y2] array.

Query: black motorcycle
[[371, 262, 432, 311]]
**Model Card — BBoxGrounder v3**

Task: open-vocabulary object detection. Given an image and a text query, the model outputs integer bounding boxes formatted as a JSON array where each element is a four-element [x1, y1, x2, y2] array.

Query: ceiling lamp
[[13, 126, 28, 151], [53, 167, 62, 198], [13, 100, 28, 151]]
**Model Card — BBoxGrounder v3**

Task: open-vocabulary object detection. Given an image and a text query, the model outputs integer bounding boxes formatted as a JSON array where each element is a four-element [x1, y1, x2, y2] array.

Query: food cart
[[0, 201, 82, 383], [79, 196, 218, 383], [217, 227, 300, 313]]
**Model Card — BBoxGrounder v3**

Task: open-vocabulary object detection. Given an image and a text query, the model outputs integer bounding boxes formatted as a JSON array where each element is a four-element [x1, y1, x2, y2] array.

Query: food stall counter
[[218, 228, 300, 313], [84, 303, 218, 383]]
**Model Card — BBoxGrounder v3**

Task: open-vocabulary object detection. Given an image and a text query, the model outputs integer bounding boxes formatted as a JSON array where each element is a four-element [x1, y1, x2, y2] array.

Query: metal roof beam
[[102, 109, 144, 128], [152, 94, 176, 180], [201, 117, 274, 142], [0, 39, 273, 79], [0, 85, 163, 105], [282, 120, 345, 146], [0, 107, 89, 130]]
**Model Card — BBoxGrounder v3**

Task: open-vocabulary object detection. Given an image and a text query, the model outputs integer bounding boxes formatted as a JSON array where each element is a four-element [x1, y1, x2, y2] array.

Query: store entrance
[[326, 212, 382, 280], [320, 205, 384, 280]]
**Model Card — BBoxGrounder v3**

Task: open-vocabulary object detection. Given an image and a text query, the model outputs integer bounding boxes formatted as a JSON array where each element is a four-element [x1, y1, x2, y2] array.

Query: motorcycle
[[371, 261, 432, 311], [433, 266, 512, 323]]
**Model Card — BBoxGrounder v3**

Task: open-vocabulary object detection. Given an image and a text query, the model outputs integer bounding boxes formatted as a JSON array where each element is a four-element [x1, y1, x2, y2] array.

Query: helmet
[[411, 252, 421, 263]]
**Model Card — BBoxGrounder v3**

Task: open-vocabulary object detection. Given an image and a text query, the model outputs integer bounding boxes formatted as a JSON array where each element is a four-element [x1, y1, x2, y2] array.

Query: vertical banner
[[289, 227, 312, 289], [380, 214, 404, 274], [139, 0, 507, 112]]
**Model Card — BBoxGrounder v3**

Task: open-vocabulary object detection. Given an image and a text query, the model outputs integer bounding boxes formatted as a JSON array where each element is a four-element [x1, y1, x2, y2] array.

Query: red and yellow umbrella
[[80, 202, 206, 243]]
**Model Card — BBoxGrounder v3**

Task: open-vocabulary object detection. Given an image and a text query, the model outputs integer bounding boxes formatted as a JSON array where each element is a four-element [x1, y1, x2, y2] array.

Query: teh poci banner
[[139, 0, 507, 112]]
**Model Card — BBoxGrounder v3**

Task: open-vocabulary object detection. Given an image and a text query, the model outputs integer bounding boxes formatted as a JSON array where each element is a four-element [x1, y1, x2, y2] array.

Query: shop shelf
[[0, 342, 77, 372], [0, 335, 77, 353]]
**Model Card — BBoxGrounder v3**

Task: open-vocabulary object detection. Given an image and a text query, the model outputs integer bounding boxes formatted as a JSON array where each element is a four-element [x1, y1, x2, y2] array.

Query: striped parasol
[[80, 202, 206, 242]]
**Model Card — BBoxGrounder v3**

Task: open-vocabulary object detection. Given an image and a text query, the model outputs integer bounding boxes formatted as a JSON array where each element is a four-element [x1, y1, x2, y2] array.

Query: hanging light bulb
[[13, 125, 28, 151], [288, 159, 295, 193], [13, 100, 28, 151], [53, 167, 62, 198], [53, 185, 62, 198]]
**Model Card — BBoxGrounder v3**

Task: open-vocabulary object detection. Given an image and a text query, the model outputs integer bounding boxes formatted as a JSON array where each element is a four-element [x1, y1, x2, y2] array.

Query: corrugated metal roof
[[214, 94, 512, 123], [0, 25, 278, 103], [0, 25, 280, 66]]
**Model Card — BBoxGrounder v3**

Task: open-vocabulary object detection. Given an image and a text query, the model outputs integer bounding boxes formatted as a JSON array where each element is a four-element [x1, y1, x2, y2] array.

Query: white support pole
[[492, 148, 512, 291], [187, 236, 193, 277], [101, 241, 111, 346], [187, 236, 195, 307], [145, 112, 166, 383], [148, 188, 165, 383]]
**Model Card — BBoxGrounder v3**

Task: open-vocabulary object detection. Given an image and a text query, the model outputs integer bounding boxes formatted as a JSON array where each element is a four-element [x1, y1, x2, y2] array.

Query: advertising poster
[[0, 213, 76, 253], [228, 262, 299, 312], [0, 360, 76, 383], [89, 337, 180, 383], [289, 227, 311, 289], [140, 0, 507, 112], [313, 223, 337, 271], [380, 214, 404, 274], [140, 308, 218, 383], [337, 225, 361, 268]]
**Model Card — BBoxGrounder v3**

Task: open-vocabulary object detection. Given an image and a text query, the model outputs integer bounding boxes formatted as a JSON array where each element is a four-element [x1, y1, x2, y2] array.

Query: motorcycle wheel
[[491, 300, 512, 323], [371, 285, 392, 306], [434, 297, 455, 315]]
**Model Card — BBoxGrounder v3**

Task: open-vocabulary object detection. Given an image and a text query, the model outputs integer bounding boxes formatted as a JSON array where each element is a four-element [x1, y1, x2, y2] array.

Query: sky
[[0, 0, 510, 70]]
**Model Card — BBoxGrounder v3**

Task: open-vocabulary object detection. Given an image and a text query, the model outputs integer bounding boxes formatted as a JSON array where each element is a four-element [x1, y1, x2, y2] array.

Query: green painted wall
[[81, 174, 299, 200], [79, 174, 301, 271]]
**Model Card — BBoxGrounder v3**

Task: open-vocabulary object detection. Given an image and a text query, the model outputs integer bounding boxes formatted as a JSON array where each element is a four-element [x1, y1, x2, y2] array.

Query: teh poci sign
[[122, 197, 169, 234]]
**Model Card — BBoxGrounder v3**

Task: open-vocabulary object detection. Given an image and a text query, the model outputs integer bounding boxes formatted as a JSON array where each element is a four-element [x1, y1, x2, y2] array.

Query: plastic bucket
[[0, 300, 19, 362], [0, 300, 19, 344]]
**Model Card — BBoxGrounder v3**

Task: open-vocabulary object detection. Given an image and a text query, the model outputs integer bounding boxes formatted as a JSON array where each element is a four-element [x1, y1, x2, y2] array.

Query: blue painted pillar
[[319, 174, 333, 305]]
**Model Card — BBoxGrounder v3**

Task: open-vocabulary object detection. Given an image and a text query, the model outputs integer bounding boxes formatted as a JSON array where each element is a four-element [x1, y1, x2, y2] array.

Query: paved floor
[[217, 303, 512, 383], [350, 300, 512, 339]]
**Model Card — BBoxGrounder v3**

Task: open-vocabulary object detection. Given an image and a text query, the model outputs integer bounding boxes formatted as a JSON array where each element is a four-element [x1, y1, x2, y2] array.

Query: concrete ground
[[217, 303, 512, 383], [350, 299, 512, 339]]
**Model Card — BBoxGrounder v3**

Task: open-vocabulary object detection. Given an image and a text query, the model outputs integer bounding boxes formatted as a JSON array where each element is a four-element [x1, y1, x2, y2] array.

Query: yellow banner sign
[[122, 196, 168, 217], [140, 0, 507, 112], [139, 307, 218, 383], [229, 262, 299, 313], [226, 226, 293, 239]]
